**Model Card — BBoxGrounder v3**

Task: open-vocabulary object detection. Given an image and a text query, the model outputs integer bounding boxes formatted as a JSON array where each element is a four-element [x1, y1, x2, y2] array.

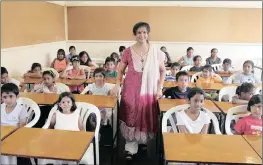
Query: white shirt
[[32, 83, 67, 94], [54, 109, 80, 131], [1, 103, 28, 126], [1, 78, 21, 87], [176, 109, 211, 133], [232, 73, 261, 84], [82, 83, 110, 96]]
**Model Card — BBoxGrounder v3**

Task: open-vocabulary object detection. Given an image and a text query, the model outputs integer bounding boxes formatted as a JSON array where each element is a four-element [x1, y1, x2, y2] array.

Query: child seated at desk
[[110, 52, 121, 69], [176, 87, 210, 134], [232, 83, 255, 104], [164, 71, 192, 99], [215, 58, 235, 84], [104, 57, 118, 78], [189, 55, 203, 72], [1, 67, 23, 91], [23, 63, 42, 78], [178, 47, 194, 66], [165, 62, 180, 81], [51, 49, 70, 74], [234, 94, 262, 135]]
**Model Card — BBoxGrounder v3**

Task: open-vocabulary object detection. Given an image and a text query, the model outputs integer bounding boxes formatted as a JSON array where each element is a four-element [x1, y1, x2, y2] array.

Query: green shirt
[[104, 71, 117, 78]]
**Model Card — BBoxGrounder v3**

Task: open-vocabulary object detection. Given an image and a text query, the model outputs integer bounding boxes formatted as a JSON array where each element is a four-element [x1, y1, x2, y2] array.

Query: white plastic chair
[[256, 86, 262, 94], [42, 68, 60, 79], [180, 65, 193, 72], [190, 72, 222, 83], [162, 104, 222, 134], [218, 86, 238, 102], [40, 102, 101, 165], [56, 82, 70, 92], [211, 64, 222, 72], [225, 105, 249, 135]]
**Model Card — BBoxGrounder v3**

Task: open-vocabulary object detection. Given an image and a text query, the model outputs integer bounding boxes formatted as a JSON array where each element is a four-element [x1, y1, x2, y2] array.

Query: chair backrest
[[162, 104, 222, 134], [218, 86, 238, 102], [181, 65, 193, 72], [211, 64, 222, 72], [225, 105, 249, 135], [190, 72, 202, 83], [56, 82, 70, 92], [256, 86, 262, 94], [17, 97, 41, 128], [42, 68, 60, 79]]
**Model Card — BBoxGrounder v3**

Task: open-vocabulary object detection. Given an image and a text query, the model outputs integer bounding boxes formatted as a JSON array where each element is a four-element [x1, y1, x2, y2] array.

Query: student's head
[[42, 70, 56, 87], [222, 58, 232, 71], [193, 55, 202, 67], [176, 71, 189, 90], [170, 62, 181, 75], [71, 55, 80, 68], [186, 47, 194, 57], [57, 92, 77, 113], [160, 46, 167, 52], [202, 65, 213, 78], [79, 51, 91, 65], [187, 87, 205, 111], [1, 83, 19, 107], [31, 63, 42, 73], [57, 49, 66, 60], [119, 46, 126, 55], [236, 83, 255, 100], [1, 67, 9, 84], [211, 48, 218, 58], [243, 60, 254, 75], [133, 22, 150, 44], [105, 57, 115, 72], [110, 52, 120, 64], [247, 94, 262, 118], [93, 68, 106, 84], [69, 46, 76, 55]]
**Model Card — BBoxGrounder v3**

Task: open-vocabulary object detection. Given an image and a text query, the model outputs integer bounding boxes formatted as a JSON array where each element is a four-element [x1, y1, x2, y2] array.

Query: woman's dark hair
[[1, 67, 8, 75], [164, 52, 172, 64], [79, 51, 92, 66], [57, 49, 66, 57], [110, 52, 120, 63], [119, 46, 126, 53], [187, 87, 205, 100], [93, 67, 106, 77], [42, 70, 56, 78], [211, 48, 218, 53], [31, 63, 42, 72], [56, 92, 77, 112], [193, 55, 202, 62], [133, 22, 150, 35], [105, 57, 115, 65], [187, 47, 194, 53], [1, 83, 19, 96], [176, 71, 189, 81], [202, 65, 213, 72], [236, 83, 255, 96], [247, 94, 262, 111]]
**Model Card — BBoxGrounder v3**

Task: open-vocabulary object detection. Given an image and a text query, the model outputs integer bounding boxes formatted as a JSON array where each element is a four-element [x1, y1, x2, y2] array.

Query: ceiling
[[48, 1, 262, 8]]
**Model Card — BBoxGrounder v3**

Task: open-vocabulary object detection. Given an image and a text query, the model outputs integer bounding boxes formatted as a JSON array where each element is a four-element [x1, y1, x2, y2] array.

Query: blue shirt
[[165, 75, 176, 82], [67, 54, 73, 60]]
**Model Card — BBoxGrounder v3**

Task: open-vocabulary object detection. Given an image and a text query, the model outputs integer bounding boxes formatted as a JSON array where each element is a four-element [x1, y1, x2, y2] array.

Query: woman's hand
[[110, 85, 120, 96], [156, 88, 163, 100]]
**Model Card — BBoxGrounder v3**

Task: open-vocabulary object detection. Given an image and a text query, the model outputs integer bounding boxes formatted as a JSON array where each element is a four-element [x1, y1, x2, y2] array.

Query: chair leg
[[30, 158, 36, 165]]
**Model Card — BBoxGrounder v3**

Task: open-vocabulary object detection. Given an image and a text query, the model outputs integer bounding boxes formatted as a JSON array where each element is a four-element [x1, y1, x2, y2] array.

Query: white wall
[[1, 41, 66, 77], [67, 40, 262, 71]]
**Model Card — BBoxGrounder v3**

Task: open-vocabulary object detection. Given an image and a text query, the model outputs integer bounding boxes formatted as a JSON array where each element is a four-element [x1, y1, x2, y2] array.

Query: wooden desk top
[[163, 133, 262, 164], [188, 72, 233, 77], [213, 101, 242, 113], [196, 83, 224, 90], [243, 135, 262, 158], [163, 82, 196, 88], [86, 77, 122, 84], [2, 127, 94, 161], [1, 126, 18, 141], [19, 93, 117, 108], [158, 99, 220, 113]]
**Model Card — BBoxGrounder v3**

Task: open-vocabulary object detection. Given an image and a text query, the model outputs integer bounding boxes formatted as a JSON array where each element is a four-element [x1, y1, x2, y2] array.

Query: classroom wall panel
[[1, 1, 65, 48], [67, 6, 262, 43]]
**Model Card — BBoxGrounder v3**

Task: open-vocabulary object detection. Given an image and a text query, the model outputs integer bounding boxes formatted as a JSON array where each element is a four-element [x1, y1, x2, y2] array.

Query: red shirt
[[234, 115, 262, 135]]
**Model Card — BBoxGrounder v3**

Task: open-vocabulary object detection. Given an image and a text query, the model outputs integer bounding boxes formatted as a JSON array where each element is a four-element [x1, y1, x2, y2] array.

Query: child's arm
[[232, 96, 249, 104], [69, 69, 86, 80], [233, 118, 245, 135], [88, 61, 99, 68], [60, 70, 69, 79], [24, 72, 42, 78], [49, 113, 56, 129], [78, 116, 85, 131], [18, 108, 28, 128], [177, 56, 184, 64], [51, 59, 56, 68], [200, 124, 209, 134], [177, 125, 190, 133]]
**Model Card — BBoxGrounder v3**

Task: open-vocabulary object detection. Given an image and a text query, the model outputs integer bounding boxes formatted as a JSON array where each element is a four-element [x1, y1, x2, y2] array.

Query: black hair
[[247, 94, 262, 111], [187, 87, 205, 100], [119, 46, 126, 53], [56, 92, 77, 112], [93, 67, 106, 77], [187, 47, 194, 52], [202, 65, 213, 72], [105, 56, 115, 65], [193, 55, 202, 62], [79, 51, 92, 66], [243, 60, 255, 72], [176, 71, 189, 81], [110, 52, 120, 63], [133, 22, 150, 35], [57, 49, 66, 57], [211, 48, 218, 53], [31, 63, 42, 72], [170, 62, 181, 69], [71, 55, 80, 63], [164, 52, 172, 64], [69, 46, 76, 51], [1, 83, 19, 96], [236, 83, 255, 96], [160, 46, 166, 50], [223, 58, 232, 65], [1, 67, 8, 75], [42, 70, 56, 78]]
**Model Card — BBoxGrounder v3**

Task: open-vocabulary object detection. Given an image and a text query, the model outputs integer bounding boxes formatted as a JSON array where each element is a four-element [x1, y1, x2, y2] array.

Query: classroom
[[1, 1, 262, 165]]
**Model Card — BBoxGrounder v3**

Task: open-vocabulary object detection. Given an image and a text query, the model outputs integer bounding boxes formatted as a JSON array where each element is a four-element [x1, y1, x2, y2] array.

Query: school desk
[[195, 82, 224, 91], [1, 127, 95, 163], [243, 135, 262, 158], [213, 101, 243, 114], [1, 126, 18, 141], [163, 133, 262, 164], [85, 77, 123, 85], [188, 71, 233, 77], [163, 81, 196, 88]]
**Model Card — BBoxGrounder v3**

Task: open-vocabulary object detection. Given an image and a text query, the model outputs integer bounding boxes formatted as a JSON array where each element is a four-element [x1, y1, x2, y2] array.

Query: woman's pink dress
[[120, 47, 164, 143]]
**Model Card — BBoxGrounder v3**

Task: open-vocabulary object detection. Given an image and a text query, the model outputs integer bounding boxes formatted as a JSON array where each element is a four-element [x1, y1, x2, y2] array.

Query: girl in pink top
[[234, 94, 262, 135], [61, 55, 86, 93], [51, 49, 69, 73]]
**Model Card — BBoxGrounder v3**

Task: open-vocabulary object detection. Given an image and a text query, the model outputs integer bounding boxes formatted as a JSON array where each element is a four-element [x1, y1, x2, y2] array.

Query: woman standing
[[111, 22, 166, 160]]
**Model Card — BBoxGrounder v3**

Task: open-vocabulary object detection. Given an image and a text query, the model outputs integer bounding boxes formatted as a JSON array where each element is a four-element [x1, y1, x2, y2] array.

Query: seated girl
[[23, 63, 42, 78], [178, 47, 194, 66], [79, 51, 99, 68], [110, 52, 121, 69], [51, 49, 70, 74], [232, 83, 255, 104]]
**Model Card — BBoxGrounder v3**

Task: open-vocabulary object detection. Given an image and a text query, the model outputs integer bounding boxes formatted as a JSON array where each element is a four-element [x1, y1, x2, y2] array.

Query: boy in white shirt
[[216, 58, 235, 84]]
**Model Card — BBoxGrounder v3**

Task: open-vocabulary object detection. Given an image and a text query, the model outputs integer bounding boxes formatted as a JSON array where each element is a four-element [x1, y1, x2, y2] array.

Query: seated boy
[[163, 71, 192, 99], [165, 62, 181, 81], [189, 55, 203, 72], [104, 57, 117, 78], [1, 67, 25, 91], [216, 58, 235, 84]]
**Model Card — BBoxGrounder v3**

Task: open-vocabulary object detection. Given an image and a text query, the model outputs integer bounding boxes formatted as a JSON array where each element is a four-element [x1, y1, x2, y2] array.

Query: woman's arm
[[200, 124, 209, 134], [49, 113, 56, 129]]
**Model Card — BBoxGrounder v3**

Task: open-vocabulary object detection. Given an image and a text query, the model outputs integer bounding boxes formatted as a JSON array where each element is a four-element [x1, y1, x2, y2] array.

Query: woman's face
[[135, 26, 148, 44], [80, 54, 88, 63]]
